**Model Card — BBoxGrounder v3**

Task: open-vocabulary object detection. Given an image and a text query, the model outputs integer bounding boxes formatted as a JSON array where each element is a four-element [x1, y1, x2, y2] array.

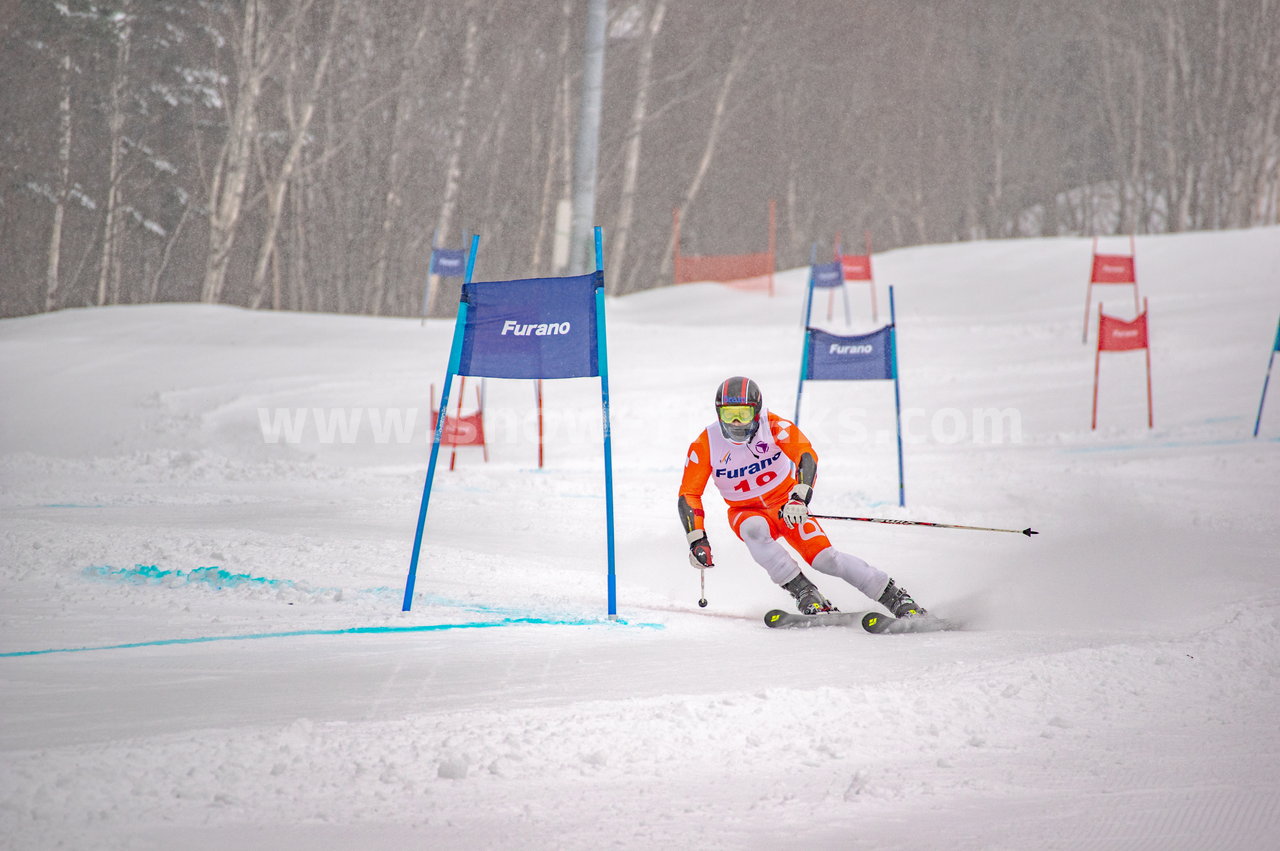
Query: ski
[[764, 609, 868, 629], [860, 611, 956, 634], [763, 608, 956, 634]]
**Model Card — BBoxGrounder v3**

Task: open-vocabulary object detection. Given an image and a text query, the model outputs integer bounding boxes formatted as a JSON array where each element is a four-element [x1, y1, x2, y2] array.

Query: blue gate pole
[[402, 235, 479, 611], [594, 226, 618, 618], [794, 328, 811, 425], [889, 286, 906, 507], [801, 244, 817, 328], [1255, 316, 1280, 437]]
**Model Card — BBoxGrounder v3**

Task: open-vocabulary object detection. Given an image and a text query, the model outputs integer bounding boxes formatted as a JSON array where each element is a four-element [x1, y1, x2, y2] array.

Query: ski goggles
[[717, 405, 756, 425]]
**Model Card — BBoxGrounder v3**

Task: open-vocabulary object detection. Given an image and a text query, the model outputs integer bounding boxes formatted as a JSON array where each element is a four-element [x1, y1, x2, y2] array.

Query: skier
[[678, 376, 927, 618]]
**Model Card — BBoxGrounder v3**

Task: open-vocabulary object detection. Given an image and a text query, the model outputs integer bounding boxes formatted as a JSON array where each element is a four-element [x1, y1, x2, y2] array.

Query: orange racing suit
[[678, 409, 832, 563]]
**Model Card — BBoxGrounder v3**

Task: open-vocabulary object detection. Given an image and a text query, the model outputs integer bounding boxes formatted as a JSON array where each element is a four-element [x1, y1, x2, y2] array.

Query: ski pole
[[810, 514, 1038, 537], [697, 568, 708, 608]]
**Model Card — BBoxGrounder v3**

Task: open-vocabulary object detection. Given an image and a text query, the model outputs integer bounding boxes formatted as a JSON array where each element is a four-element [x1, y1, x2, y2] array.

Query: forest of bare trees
[[2, 0, 1278, 319]]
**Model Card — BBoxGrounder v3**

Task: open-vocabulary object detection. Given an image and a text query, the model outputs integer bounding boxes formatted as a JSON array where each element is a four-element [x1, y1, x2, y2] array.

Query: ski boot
[[782, 571, 837, 615], [878, 578, 926, 618]]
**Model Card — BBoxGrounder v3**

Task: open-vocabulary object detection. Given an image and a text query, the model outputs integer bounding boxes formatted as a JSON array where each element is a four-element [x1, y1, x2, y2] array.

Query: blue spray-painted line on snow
[[86, 563, 303, 589], [82, 566, 569, 619], [82, 565, 605, 621], [0, 616, 663, 658], [32, 564, 662, 658], [82, 564, 397, 600], [412, 593, 558, 619], [84, 565, 629, 620]]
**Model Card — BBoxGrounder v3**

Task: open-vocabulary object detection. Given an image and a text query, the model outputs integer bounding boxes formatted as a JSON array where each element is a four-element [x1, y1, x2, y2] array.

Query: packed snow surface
[[3, 229, 1279, 849]]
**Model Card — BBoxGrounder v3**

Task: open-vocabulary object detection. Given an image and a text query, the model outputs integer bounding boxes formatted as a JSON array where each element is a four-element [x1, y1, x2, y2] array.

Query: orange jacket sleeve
[[768, 412, 819, 488], [677, 429, 712, 533]]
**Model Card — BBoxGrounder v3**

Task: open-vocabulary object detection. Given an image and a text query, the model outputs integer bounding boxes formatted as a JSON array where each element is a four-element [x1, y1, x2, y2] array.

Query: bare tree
[[530, 0, 575, 274], [6, 0, 1280, 320], [424, 3, 482, 317], [659, 2, 758, 282], [44, 52, 73, 311], [95, 1, 131, 306], [609, 0, 666, 294], [202, 0, 272, 304], [249, 0, 340, 310]]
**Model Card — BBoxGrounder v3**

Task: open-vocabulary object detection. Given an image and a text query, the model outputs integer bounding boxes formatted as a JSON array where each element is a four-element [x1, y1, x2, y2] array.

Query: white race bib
[[705, 409, 789, 502]]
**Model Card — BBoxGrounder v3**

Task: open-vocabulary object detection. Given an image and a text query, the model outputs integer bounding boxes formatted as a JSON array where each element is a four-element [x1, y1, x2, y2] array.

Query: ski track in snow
[[2, 229, 1280, 849]]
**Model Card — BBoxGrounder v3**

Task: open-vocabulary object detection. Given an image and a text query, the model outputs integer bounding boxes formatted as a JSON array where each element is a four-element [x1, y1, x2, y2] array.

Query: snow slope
[[2, 229, 1279, 850]]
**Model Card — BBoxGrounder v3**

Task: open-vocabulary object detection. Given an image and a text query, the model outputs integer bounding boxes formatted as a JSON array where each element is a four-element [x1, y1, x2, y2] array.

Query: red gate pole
[[829, 231, 840, 322], [449, 376, 466, 471], [1130, 235, 1140, 313], [1143, 298, 1153, 428], [536, 379, 544, 469], [866, 231, 878, 323], [1083, 237, 1097, 343], [1091, 305, 1103, 430], [477, 382, 488, 462]]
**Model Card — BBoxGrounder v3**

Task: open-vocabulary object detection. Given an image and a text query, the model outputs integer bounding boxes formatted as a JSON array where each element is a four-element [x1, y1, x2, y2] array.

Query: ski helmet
[[714, 376, 762, 442]]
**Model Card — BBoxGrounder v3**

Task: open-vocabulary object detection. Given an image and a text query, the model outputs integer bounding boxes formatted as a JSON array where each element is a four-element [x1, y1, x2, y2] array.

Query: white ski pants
[[737, 514, 890, 600]]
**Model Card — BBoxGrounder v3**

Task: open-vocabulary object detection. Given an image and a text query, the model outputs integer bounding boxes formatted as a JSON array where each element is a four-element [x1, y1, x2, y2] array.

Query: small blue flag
[[430, 248, 467, 277], [457, 272, 601, 379], [805, 326, 894, 381], [810, 261, 843, 289]]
